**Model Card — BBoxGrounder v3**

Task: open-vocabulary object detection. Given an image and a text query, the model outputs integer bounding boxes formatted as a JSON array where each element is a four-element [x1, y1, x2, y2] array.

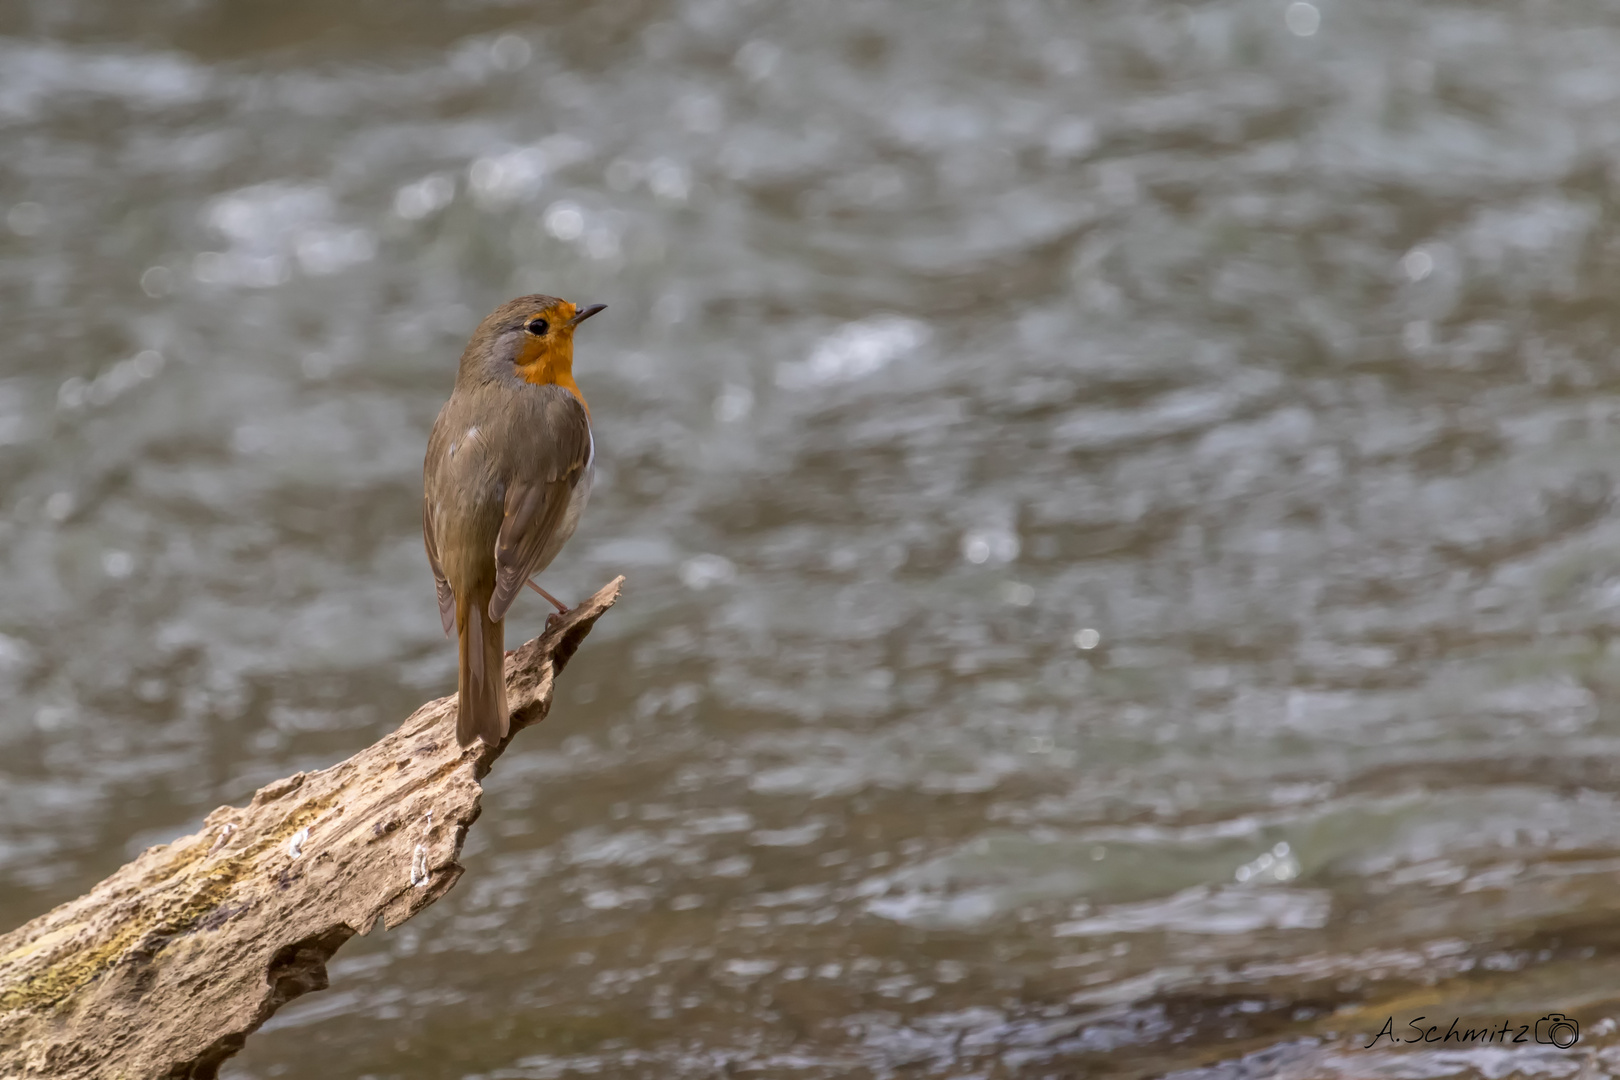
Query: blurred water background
[[6, 0, 1620, 1076]]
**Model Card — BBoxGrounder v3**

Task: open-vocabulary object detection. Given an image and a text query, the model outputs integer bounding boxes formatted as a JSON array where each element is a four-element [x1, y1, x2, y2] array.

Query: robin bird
[[422, 294, 606, 747]]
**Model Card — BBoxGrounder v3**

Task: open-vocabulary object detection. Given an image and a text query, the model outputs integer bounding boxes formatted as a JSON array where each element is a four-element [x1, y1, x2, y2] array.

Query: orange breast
[[515, 347, 590, 419]]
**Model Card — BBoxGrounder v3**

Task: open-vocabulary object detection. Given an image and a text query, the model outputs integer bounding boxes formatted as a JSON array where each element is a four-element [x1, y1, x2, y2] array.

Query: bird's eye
[[526, 317, 549, 336]]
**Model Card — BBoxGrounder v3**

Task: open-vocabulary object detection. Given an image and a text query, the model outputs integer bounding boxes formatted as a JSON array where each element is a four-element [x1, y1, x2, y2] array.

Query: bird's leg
[[525, 579, 569, 612], [526, 579, 570, 630]]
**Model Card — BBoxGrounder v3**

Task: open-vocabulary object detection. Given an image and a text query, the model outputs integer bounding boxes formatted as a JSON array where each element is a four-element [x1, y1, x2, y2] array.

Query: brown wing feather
[[487, 391, 591, 623], [422, 494, 457, 636]]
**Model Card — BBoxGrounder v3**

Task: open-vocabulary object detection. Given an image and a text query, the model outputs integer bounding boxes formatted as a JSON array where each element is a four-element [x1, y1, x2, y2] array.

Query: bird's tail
[[456, 594, 508, 747]]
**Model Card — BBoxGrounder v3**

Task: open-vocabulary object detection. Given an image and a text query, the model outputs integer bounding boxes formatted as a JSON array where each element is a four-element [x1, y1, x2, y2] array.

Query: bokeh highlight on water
[[7, 0, 1620, 1076]]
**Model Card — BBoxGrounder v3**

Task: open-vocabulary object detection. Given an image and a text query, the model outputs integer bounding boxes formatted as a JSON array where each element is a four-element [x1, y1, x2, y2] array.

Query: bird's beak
[[568, 303, 607, 327]]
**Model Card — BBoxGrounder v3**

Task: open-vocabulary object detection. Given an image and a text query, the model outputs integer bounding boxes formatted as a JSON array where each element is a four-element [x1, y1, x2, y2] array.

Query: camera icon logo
[[1535, 1014, 1579, 1048]]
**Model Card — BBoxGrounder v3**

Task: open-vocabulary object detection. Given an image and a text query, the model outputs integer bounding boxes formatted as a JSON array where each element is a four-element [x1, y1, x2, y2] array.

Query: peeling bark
[[0, 577, 624, 1080]]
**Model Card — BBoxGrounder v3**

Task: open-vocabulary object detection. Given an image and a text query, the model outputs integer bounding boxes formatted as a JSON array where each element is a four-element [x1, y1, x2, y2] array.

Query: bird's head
[[458, 293, 606, 409]]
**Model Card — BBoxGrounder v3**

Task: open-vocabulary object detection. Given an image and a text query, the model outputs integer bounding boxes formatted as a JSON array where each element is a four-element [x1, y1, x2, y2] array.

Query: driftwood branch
[[0, 577, 624, 1080]]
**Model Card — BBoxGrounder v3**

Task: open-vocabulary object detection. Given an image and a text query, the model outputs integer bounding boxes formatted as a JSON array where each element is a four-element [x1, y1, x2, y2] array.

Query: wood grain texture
[[0, 577, 624, 1080]]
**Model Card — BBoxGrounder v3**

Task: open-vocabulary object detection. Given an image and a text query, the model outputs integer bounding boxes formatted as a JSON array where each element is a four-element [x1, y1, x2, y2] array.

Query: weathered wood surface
[[0, 577, 624, 1080]]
